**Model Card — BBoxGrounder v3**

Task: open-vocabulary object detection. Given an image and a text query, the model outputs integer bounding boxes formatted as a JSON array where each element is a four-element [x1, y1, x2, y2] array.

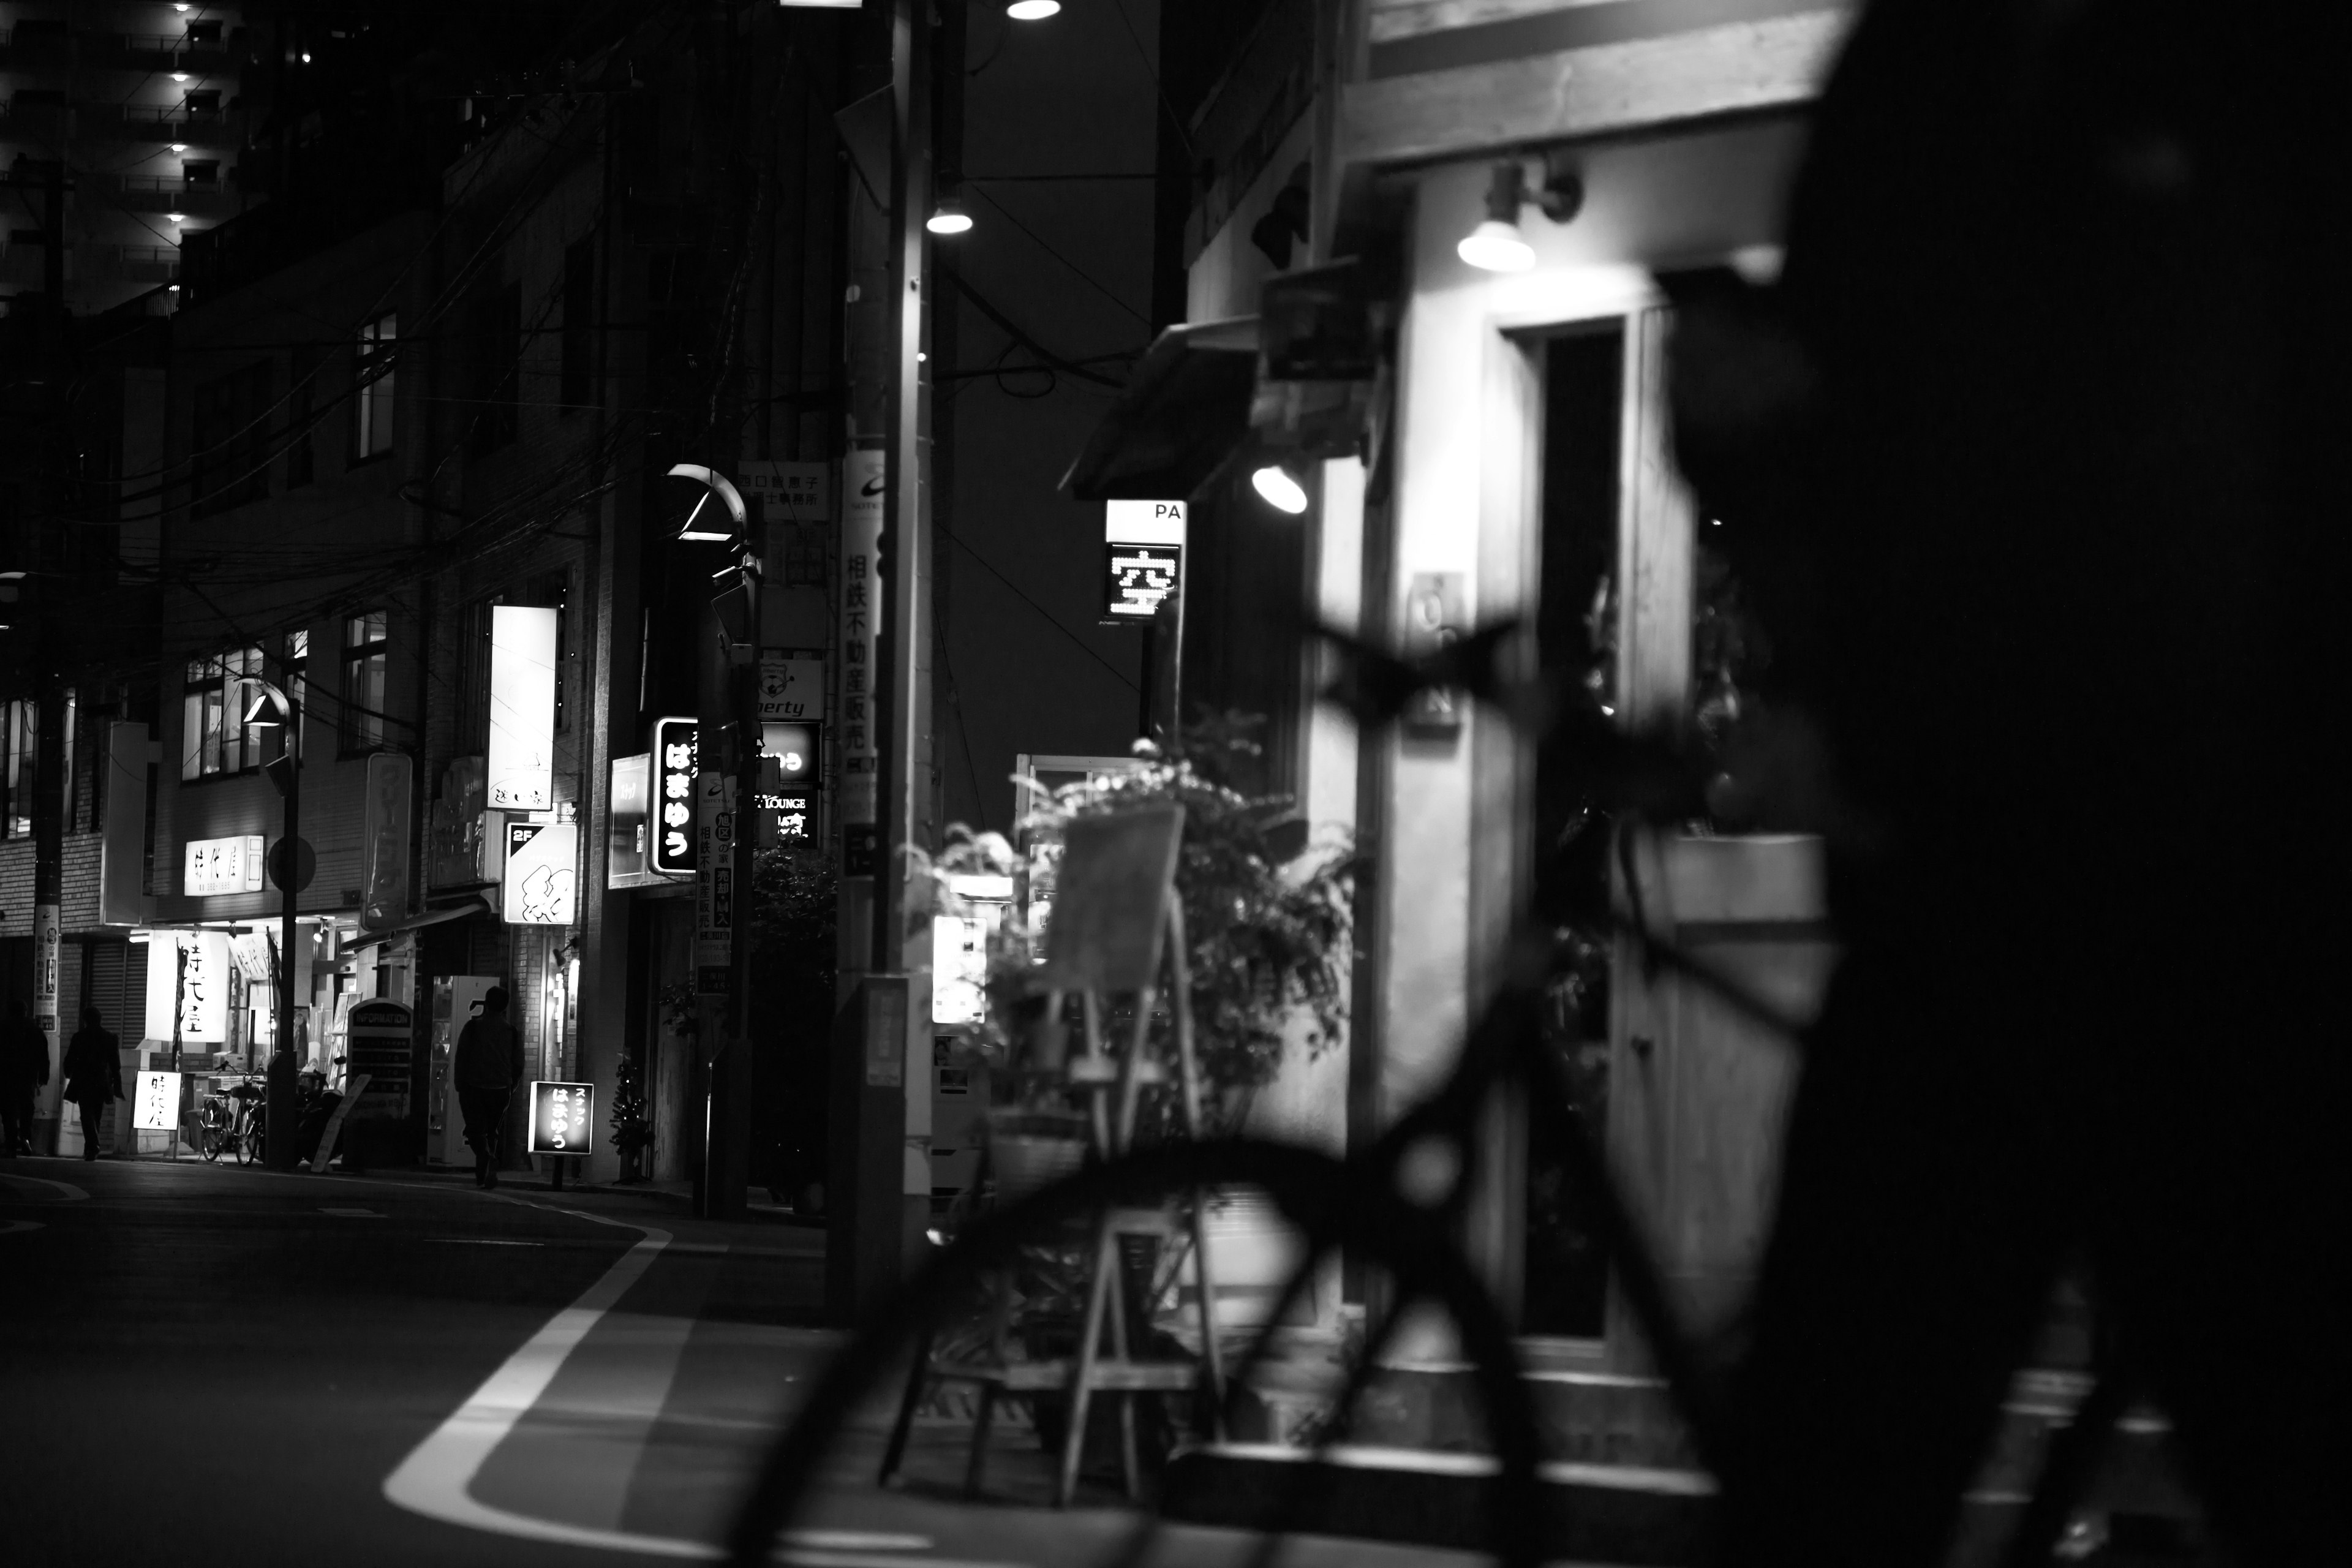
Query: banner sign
[[360, 752, 413, 930], [502, 820, 578, 926], [144, 931, 232, 1044], [756, 654, 823, 722], [184, 835, 265, 896], [134, 1071, 182, 1132], [1102, 500, 1186, 625], [526, 1080, 597, 1156], [693, 771, 736, 993], [486, 604, 559, 810], [839, 447, 885, 829], [650, 717, 698, 876]]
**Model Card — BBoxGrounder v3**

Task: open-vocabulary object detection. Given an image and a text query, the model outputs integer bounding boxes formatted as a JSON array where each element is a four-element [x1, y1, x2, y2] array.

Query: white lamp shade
[[1251, 464, 1310, 515], [1007, 0, 1061, 18], [1457, 218, 1536, 274]]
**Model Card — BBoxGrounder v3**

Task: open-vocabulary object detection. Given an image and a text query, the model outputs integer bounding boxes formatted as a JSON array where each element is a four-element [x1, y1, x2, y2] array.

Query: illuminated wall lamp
[[1457, 157, 1584, 275], [667, 462, 748, 543], [1250, 460, 1311, 515], [1007, 0, 1061, 18], [925, 194, 972, 236]]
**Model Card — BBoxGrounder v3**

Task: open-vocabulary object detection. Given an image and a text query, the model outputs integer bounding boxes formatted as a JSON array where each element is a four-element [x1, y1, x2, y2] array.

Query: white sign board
[[143, 930, 232, 1044], [184, 835, 266, 896], [1102, 500, 1186, 625], [693, 771, 736, 992], [756, 654, 824, 722], [502, 820, 578, 926], [134, 1071, 183, 1132], [486, 604, 559, 810]]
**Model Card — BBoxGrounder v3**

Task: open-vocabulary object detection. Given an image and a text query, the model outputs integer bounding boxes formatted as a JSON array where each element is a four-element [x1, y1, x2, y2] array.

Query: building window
[[192, 360, 271, 516], [183, 160, 220, 187], [354, 312, 397, 461], [180, 646, 268, 781], [560, 236, 595, 413], [342, 612, 390, 753], [183, 89, 221, 115], [2, 700, 36, 839], [286, 346, 320, 488], [469, 283, 521, 456], [186, 20, 224, 45]]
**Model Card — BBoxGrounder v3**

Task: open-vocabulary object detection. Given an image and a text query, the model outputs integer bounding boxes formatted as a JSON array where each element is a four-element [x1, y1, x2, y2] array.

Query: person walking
[[451, 987, 523, 1189], [59, 1008, 121, 1163], [2, 1000, 49, 1156]]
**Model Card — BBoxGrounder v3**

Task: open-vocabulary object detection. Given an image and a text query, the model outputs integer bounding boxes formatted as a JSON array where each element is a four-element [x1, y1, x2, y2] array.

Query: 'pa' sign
[[1101, 500, 1185, 625]]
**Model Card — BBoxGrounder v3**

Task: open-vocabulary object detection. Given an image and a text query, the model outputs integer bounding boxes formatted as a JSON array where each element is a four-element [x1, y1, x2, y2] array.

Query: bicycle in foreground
[[725, 628, 2138, 1568], [195, 1075, 266, 1164]]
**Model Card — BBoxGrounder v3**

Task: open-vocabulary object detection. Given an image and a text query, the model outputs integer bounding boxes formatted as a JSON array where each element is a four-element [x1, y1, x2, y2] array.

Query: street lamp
[[232, 675, 303, 1172]]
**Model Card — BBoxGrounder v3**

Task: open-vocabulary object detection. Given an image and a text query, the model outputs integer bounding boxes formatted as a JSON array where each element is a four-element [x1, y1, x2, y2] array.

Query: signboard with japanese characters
[[650, 717, 698, 877], [502, 820, 578, 926], [1101, 500, 1186, 625], [840, 448, 884, 833], [486, 604, 559, 810], [184, 835, 266, 896], [134, 1071, 183, 1132], [526, 1080, 597, 1156], [143, 930, 231, 1044], [693, 771, 736, 993]]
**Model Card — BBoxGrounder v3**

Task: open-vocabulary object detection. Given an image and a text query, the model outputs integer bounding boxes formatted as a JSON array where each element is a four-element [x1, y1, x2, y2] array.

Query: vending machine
[[428, 976, 503, 1167]]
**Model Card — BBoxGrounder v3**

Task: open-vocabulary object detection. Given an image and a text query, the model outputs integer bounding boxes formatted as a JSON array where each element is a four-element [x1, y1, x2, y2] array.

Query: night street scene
[[1, 2, 2337, 1567]]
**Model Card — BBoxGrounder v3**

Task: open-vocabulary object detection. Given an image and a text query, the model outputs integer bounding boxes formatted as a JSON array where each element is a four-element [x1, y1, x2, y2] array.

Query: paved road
[[1, 1155, 1476, 1568]]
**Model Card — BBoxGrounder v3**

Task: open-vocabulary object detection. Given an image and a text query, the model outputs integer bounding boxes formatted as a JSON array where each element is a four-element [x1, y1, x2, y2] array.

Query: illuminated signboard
[[134, 1071, 183, 1131], [1102, 500, 1185, 625], [650, 717, 698, 877], [526, 1080, 596, 1156], [143, 930, 232, 1044], [486, 604, 559, 810], [502, 820, 578, 925], [184, 835, 265, 896], [761, 722, 819, 784]]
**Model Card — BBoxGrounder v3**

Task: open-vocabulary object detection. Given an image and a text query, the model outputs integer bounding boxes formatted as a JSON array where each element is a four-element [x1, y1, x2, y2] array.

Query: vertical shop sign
[[145, 932, 230, 1044], [526, 1080, 597, 1155], [650, 717, 698, 876], [486, 604, 559, 810], [32, 903, 59, 1048], [360, 752, 413, 930], [839, 448, 885, 869], [693, 770, 736, 993], [502, 820, 578, 926]]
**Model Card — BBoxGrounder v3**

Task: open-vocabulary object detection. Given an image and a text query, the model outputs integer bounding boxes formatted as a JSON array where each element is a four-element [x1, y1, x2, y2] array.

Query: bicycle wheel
[[725, 1137, 1544, 1568], [236, 1116, 261, 1166]]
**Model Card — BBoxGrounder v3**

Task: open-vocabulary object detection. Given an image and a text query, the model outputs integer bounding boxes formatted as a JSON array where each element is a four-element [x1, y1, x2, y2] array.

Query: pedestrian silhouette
[[451, 986, 523, 1189], [59, 1008, 121, 1164]]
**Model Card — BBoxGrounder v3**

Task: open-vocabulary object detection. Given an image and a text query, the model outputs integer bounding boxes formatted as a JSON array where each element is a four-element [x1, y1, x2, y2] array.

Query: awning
[[1061, 317, 1259, 501], [342, 897, 492, 954]]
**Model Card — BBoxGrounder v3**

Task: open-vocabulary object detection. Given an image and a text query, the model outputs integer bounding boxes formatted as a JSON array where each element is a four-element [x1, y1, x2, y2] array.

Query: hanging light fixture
[[1006, 0, 1061, 18], [1457, 162, 1535, 273], [1251, 460, 1311, 515], [925, 192, 973, 235], [1457, 156, 1583, 274]]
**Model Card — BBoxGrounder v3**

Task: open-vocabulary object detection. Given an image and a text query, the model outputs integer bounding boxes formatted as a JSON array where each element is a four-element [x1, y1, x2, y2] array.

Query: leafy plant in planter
[[609, 1051, 654, 1182], [925, 712, 1354, 1135]]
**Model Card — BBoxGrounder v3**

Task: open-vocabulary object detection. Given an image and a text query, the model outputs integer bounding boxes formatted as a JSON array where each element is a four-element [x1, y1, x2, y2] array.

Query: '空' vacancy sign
[[1101, 501, 1185, 624]]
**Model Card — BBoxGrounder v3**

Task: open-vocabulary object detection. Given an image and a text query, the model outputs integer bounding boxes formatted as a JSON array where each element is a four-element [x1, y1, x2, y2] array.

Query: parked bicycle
[[196, 1076, 266, 1164], [723, 621, 2158, 1568]]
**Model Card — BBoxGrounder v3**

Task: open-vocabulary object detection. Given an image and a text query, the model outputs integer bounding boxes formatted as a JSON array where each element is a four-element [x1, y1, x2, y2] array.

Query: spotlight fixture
[[1457, 157, 1584, 275], [666, 463, 749, 543], [1006, 0, 1061, 18], [168, 284, 181, 293], [925, 194, 973, 235], [167, 212, 187, 223], [172, 72, 192, 83], [1251, 461, 1310, 515], [170, 143, 189, 153]]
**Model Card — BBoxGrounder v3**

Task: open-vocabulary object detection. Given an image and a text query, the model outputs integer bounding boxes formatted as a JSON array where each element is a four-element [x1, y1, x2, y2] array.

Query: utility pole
[[28, 156, 72, 1122], [827, 0, 935, 1320]]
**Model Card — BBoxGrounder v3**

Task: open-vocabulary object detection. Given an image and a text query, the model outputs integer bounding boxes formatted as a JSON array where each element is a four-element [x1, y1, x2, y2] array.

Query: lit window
[[354, 313, 396, 459], [342, 612, 390, 752]]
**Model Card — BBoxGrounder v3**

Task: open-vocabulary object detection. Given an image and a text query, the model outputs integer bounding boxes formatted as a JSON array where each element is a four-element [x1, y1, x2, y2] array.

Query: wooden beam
[[1338, 9, 1848, 171]]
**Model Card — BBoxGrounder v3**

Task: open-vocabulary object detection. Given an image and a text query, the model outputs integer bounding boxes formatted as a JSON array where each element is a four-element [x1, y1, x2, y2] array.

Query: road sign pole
[[270, 683, 301, 1171]]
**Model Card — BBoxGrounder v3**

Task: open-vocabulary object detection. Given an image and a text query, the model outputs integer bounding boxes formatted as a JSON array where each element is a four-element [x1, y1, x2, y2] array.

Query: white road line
[[0, 1172, 90, 1201], [322, 1207, 385, 1217], [430, 1238, 545, 1246], [384, 1198, 1018, 1567]]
